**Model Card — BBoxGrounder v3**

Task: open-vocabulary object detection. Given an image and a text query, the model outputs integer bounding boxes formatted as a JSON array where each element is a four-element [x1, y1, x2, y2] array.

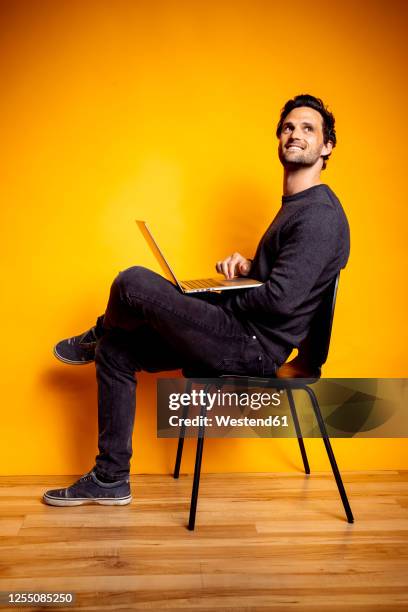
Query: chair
[[173, 273, 354, 530]]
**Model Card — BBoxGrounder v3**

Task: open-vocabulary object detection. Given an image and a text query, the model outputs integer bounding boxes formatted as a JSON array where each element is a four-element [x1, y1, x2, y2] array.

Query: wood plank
[[0, 472, 407, 610]]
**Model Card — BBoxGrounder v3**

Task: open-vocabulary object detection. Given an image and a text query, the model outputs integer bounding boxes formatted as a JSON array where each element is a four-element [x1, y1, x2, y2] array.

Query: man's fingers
[[239, 261, 250, 276], [221, 259, 231, 279], [216, 257, 231, 279], [229, 252, 244, 279], [228, 261, 238, 279], [216, 260, 230, 276], [216, 253, 249, 279]]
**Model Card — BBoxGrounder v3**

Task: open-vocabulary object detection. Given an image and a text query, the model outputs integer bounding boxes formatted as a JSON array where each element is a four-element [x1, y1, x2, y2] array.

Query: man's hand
[[216, 252, 252, 279]]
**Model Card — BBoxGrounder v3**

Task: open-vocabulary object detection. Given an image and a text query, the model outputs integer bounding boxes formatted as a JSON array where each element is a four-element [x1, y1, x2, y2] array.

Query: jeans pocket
[[216, 335, 264, 376], [217, 356, 263, 376]]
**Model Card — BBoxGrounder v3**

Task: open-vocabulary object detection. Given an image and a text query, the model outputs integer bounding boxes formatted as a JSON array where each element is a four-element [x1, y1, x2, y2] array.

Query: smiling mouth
[[286, 144, 304, 150]]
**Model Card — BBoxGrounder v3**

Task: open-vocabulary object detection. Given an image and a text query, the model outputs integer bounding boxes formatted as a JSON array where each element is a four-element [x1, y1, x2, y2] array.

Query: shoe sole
[[53, 346, 94, 366], [43, 493, 132, 507]]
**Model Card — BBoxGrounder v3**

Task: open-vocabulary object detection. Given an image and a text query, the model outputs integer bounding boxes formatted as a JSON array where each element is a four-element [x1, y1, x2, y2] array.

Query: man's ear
[[321, 140, 333, 157]]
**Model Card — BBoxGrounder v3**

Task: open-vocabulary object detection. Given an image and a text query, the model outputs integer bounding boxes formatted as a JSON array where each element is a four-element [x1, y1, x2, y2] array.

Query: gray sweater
[[224, 184, 350, 365]]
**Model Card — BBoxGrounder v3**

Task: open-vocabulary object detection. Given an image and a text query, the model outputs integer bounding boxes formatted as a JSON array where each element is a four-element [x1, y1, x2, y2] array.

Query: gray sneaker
[[53, 327, 98, 365], [43, 471, 132, 506]]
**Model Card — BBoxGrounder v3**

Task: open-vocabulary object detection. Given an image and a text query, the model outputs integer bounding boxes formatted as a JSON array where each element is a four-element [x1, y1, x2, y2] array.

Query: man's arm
[[232, 208, 339, 318]]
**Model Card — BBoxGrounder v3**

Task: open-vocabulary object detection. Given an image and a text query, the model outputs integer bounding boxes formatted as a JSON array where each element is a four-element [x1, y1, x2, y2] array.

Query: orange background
[[1, 0, 407, 475]]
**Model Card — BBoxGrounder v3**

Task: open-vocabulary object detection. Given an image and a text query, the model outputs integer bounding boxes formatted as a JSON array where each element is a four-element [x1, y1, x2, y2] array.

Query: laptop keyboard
[[182, 278, 222, 289]]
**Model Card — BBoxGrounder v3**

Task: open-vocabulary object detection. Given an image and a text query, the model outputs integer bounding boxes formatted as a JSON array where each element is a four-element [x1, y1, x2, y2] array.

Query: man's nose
[[290, 125, 302, 139]]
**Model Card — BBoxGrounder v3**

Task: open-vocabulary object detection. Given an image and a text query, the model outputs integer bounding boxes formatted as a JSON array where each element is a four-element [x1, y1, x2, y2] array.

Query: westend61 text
[[168, 390, 282, 411], [168, 415, 289, 428]]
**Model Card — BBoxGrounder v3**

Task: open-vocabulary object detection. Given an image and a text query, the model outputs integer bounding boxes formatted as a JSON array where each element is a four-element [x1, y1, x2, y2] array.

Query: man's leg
[[93, 324, 185, 481], [44, 266, 268, 506], [91, 266, 265, 481], [44, 322, 184, 506], [101, 266, 263, 373]]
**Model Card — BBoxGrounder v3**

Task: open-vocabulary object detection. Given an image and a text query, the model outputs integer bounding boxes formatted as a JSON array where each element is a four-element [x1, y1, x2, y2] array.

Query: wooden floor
[[0, 471, 407, 611]]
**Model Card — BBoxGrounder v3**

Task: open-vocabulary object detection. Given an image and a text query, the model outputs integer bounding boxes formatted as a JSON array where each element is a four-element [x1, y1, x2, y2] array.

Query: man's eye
[[304, 126, 313, 132]]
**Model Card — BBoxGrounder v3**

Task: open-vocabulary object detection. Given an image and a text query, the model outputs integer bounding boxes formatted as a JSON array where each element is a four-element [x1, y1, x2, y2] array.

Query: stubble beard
[[278, 144, 321, 169]]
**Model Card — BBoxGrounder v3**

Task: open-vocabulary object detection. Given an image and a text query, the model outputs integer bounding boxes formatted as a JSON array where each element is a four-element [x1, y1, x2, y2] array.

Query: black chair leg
[[173, 380, 193, 479], [303, 385, 354, 524], [286, 387, 310, 475], [188, 384, 211, 531]]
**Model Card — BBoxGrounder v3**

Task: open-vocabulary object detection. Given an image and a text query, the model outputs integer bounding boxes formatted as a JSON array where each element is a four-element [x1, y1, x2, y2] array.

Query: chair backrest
[[297, 273, 340, 369]]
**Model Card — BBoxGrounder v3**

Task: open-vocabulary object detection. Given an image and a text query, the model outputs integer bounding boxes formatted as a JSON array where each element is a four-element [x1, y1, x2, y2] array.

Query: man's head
[[276, 94, 336, 171]]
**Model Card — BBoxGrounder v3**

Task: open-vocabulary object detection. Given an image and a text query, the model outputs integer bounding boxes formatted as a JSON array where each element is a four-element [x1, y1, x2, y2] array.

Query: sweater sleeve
[[233, 206, 338, 317]]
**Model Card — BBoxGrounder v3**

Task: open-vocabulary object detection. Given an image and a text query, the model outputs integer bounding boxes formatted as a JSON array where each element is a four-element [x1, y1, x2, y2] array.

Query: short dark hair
[[276, 94, 336, 169]]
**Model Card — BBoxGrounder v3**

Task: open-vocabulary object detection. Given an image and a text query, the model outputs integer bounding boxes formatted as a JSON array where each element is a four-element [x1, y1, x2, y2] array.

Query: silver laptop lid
[[136, 220, 184, 291]]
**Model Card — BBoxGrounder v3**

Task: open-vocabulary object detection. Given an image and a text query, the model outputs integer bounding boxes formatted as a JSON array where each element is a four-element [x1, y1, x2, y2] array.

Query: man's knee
[[114, 266, 157, 296]]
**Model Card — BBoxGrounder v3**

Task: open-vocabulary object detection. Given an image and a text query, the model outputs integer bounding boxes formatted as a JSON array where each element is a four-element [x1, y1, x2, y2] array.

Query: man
[[43, 94, 350, 507]]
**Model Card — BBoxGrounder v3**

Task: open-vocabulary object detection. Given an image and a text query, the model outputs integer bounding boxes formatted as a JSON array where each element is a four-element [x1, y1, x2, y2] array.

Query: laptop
[[136, 220, 263, 294]]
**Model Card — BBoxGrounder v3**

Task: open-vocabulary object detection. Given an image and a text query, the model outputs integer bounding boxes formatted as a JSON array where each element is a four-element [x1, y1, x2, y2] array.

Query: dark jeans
[[92, 266, 276, 480]]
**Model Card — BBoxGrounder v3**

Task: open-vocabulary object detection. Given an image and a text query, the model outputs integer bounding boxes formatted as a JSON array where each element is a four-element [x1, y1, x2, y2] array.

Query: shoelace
[[66, 328, 97, 346], [65, 472, 93, 495], [80, 328, 97, 345]]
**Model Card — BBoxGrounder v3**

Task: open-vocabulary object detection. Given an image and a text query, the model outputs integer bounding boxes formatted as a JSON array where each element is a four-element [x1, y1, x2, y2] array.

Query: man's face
[[278, 106, 333, 169]]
